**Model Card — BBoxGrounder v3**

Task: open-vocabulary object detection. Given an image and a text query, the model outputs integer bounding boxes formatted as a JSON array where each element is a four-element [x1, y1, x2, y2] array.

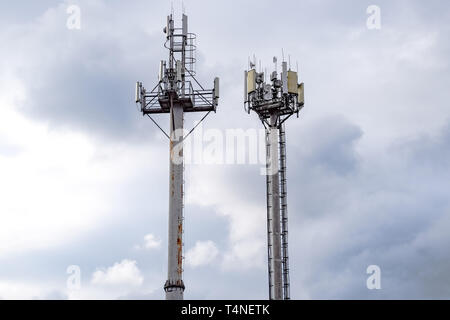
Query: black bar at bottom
[[0, 300, 446, 319]]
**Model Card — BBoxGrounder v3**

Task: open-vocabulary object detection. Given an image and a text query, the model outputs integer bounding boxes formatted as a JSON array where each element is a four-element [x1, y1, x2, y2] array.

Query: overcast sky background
[[0, 0, 449, 299]]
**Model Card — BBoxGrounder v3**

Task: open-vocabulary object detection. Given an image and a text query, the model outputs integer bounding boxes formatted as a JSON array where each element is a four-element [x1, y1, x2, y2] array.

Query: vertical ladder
[[279, 123, 290, 300], [265, 128, 274, 299], [181, 125, 185, 278]]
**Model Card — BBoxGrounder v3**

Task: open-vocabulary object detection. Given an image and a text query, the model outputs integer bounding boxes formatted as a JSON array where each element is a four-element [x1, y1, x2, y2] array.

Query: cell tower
[[135, 13, 219, 300], [244, 56, 304, 300]]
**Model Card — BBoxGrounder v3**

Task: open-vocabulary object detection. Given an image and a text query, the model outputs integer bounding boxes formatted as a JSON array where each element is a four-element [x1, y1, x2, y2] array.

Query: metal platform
[[141, 82, 217, 114]]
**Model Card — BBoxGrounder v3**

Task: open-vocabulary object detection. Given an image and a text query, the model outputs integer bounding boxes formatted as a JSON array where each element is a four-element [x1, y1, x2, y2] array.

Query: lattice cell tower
[[135, 13, 219, 300], [244, 57, 304, 300]]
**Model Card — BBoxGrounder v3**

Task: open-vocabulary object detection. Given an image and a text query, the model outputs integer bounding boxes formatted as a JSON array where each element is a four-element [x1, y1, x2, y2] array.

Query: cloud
[[298, 115, 363, 175], [134, 234, 162, 250], [0, 1, 167, 141], [286, 117, 450, 299], [1, 0, 450, 300], [91, 259, 143, 287], [143, 234, 162, 250], [0, 94, 168, 257], [186, 241, 219, 268], [187, 166, 267, 271], [0, 281, 51, 300], [0, 277, 69, 300]]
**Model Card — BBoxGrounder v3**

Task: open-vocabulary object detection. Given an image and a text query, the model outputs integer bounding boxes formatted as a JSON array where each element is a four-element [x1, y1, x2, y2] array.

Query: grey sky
[[0, 0, 449, 299]]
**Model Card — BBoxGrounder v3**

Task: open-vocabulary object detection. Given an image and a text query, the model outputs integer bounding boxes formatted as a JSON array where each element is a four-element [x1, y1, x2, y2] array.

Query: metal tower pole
[[165, 95, 185, 300], [265, 128, 274, 300], [245, 55, 304, 300], [268, 113, 283, 300], [279, 123, 290, 300]]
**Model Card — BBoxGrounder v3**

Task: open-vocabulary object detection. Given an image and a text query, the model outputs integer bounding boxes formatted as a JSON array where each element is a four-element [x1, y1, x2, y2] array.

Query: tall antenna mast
[[135, 13, 219, 300], [244, 54, 305, 300]]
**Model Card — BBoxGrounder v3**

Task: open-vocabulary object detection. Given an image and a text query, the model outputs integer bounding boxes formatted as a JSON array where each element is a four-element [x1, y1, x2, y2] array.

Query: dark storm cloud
[[294, 116, 363, 175], [0, 1, 175, 142], [286, 117, 450, 299]]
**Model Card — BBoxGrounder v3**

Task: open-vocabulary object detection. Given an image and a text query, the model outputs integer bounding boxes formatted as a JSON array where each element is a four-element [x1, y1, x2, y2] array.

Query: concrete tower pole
[[269, 112, 283, 300], [165, 95, 185, 300]]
